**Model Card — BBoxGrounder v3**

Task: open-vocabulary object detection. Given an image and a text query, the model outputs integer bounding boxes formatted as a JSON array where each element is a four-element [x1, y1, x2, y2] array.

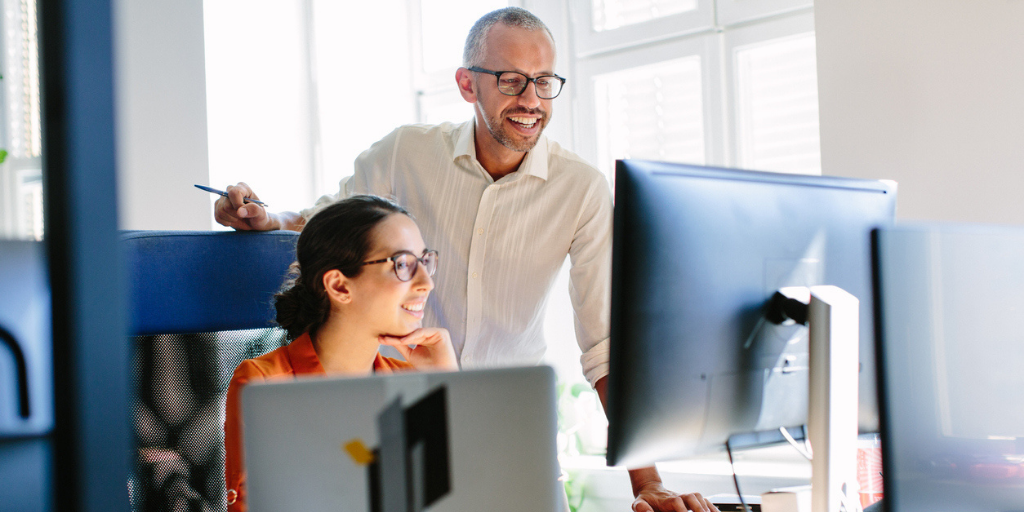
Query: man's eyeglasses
[[362, 250, 439, 282], [468, 66, 566, 100]]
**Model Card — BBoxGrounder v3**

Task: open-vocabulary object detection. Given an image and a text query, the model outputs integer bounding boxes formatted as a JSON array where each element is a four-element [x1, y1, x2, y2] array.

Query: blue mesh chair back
[[122, 230, 298, 512]]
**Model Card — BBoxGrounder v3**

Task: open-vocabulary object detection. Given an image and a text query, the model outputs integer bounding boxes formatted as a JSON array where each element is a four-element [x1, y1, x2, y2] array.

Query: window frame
[[569, 0, 715, 58], [716, 0, 812, 27]]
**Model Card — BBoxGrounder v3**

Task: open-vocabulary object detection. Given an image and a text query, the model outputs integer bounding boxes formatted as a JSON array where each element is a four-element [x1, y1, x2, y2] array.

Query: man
[[215, 7, 717, 512]]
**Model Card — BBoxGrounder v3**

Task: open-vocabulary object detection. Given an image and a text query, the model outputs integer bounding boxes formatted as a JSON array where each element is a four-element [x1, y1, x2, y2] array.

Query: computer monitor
[[873, 224, 1024, 512], [606, 161, 896, 467], [242, 366, 561, 512]]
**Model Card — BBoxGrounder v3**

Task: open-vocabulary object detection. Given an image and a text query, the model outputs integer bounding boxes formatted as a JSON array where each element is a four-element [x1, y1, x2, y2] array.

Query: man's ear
[[455, 67, 477, 103], [322, 269, 352, 304]]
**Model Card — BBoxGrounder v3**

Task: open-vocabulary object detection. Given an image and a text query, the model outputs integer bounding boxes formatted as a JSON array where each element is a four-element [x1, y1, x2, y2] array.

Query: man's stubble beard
[[479, 104, 549, 153]]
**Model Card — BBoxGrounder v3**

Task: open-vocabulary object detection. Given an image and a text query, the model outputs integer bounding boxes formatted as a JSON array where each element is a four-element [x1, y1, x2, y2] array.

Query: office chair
[[122, 230, 298, 512]]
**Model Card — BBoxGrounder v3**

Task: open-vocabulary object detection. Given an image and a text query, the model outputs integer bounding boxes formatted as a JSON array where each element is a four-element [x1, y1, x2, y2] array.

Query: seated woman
[[224, 195, 458, 511]]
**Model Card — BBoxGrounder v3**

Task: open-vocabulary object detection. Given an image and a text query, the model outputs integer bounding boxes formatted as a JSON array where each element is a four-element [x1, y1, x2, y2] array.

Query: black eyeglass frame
[[467, 66, 567, 99], [361, 249, 439, 282]]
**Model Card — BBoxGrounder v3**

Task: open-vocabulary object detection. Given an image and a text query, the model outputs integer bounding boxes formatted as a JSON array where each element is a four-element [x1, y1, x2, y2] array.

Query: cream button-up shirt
[[302, 119, 612, 385]]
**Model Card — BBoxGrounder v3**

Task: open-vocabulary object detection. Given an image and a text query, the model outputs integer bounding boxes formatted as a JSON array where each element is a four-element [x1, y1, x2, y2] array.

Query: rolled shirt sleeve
[[568, 174, 614, 387]]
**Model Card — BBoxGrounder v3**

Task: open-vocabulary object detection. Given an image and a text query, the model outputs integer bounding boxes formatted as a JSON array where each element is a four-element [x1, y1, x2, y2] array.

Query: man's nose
[[517, 80, 542, 109]]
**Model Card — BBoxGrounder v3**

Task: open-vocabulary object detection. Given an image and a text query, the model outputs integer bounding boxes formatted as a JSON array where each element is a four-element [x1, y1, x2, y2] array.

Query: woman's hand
[[378, 328, 458, 371]]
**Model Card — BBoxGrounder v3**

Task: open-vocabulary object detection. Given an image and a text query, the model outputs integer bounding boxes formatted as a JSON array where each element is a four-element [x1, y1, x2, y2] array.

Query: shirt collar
[[453, 118, 549, 182], [286, 332, 327, 375], [286, 332, 398, 375]]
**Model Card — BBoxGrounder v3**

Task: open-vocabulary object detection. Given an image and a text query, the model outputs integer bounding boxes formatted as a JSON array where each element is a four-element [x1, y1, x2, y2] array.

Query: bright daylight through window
[[0, 0, 43, 241]]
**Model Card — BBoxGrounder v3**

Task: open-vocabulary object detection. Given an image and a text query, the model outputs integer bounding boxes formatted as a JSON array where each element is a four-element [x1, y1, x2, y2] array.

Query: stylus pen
[[194, 184, 269, 208]]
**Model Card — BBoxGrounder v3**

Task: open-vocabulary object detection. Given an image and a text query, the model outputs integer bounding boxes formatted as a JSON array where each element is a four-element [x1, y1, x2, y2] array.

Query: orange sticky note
[[344, 439, 375, 466]]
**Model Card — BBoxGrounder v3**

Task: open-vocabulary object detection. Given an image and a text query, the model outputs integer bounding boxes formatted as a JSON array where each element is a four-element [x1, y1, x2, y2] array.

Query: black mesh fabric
[[130, 328, 288, 512]]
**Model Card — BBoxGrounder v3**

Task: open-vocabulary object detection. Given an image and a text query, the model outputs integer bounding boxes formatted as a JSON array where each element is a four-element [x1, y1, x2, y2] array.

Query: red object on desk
[[857, 436, 884, 508]]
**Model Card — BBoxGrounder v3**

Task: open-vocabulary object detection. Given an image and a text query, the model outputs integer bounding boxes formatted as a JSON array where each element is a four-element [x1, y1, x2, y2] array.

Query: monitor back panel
[[242, 366, 560, 512], [608, 161, 896, 466]]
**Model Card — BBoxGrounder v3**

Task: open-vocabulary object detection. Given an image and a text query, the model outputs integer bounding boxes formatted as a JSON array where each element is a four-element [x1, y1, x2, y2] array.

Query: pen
[[194, 184, 269, 208]]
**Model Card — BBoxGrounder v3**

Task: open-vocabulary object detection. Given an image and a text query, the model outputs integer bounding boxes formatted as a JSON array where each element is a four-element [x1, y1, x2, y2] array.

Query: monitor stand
[[806, 286, 861, 512]]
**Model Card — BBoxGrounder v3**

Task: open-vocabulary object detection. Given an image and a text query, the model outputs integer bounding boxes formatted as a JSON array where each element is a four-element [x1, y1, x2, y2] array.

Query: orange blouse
[[224, 333, 411, 512]]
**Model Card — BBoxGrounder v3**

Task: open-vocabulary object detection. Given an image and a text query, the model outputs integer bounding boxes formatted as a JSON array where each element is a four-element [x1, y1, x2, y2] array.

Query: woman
[[224, 195, 458, 511]]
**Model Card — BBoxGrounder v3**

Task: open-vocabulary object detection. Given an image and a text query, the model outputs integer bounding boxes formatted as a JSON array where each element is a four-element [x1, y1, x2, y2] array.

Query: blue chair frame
[[121, 230, 299, 511]]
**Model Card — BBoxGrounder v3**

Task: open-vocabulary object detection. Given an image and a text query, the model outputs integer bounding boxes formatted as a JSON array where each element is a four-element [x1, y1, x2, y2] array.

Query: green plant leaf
[[0, 149, 7, 164], [570, 383, 590, 398]]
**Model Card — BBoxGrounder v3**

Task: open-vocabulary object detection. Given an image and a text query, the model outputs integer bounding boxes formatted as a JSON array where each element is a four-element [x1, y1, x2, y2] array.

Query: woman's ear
[[322, 269, 352, 304]]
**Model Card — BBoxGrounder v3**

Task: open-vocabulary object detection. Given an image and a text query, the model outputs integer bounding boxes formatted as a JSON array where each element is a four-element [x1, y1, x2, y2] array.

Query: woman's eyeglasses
[[362, 250, 439, 282]]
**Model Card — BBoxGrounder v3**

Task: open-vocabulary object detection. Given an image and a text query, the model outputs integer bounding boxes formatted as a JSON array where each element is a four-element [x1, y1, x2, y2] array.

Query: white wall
[[815, 0, 1024, 224], [114, 0, 211, 230]]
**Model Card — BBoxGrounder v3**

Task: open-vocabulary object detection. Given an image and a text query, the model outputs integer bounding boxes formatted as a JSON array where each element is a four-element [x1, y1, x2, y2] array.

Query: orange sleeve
[[225, 360, 265, 512], [378, 355, 415, 372]]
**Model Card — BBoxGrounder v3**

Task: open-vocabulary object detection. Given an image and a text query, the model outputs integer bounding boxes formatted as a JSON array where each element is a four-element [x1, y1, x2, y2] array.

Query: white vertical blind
[[0, 0, 43, 240], [590, 0, 697, 32], [735, 32, 821, 174], [2, 0, 42, 159], [18, 171, 41, 239], [593, 56, 705, 179]]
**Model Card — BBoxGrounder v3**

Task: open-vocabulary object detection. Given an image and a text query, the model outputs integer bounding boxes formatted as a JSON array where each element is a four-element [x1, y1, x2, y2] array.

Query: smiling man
[[214, 7, 716, 512]]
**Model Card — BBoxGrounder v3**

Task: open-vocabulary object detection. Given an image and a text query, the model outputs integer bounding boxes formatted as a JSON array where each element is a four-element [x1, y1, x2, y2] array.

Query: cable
[[779, 426, 812, 460], [725, 438, 752, 512]]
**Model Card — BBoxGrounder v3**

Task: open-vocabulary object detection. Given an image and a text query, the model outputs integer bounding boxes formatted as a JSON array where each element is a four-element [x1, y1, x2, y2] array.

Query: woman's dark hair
[[274, 195, 410, 340]]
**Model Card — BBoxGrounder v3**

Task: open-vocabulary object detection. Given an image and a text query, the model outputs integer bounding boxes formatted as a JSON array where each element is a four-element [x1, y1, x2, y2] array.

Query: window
[[593, 55, 707, 176], [571, 0, 714, 58], [311, 0, 418, 194], [591, 0, 699, 32], [203, 0, 422, 218], [204, 0, 318, 220], [0, 0, 42, 240], [573, 0, 818, 179], [733, 30, 821, 174], [411, 0, 507, 125]]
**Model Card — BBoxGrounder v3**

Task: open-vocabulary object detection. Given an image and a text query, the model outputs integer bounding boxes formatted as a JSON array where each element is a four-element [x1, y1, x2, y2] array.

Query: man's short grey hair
[[463, 7, 554, 68]]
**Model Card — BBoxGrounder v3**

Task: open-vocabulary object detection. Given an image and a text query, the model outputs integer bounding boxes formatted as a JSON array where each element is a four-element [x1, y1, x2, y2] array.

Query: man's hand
[[632, 482, 718, 512], [379, 328, 458, 371], [594, 377, 718, 512], [213, 182, 278, 231]]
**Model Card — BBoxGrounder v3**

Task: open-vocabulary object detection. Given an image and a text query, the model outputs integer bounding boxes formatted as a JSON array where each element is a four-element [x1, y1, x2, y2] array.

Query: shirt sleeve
[[224, 360, 265, 512], [298, 127, 403, 220], [568, 176, 614, 387]]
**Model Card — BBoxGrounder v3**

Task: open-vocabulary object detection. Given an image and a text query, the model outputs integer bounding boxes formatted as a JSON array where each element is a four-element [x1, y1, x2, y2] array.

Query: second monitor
[[606, 161, 896, 467]]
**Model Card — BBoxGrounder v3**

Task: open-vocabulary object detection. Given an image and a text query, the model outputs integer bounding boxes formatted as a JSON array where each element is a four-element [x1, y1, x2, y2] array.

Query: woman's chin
[[380, 326, 419, 340]]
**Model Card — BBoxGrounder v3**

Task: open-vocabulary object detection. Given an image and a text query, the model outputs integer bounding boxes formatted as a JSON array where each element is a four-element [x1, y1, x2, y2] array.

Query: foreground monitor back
[[874, 224, 1024, 512], [607, 161, 896, 467]]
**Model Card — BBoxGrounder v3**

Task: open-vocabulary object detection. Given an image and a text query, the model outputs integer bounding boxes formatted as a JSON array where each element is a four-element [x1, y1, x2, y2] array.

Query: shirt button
[[472, 272, 478, 279], [477, 228, 484, 235]]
